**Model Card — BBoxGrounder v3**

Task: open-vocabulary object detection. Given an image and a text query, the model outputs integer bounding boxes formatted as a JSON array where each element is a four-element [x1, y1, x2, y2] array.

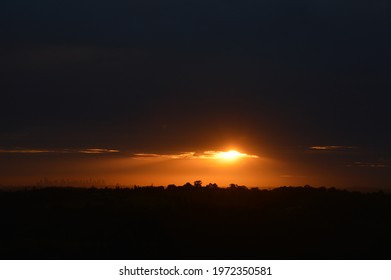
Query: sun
[[218, 150, 243, 160], [210, 150, 259, 162], [212, 150, 259, 161]]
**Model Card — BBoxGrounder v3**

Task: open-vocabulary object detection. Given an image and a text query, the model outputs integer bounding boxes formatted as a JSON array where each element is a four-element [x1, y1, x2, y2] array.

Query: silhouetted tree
[[182, 182, 193, 188], [206, 183, 219, 189], [167, 184, 177, 190], [194, 180, 202, 187]]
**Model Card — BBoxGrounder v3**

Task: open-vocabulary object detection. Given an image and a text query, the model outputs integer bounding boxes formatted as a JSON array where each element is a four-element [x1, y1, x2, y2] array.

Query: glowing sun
[[218, 150, 242, 160], [214, 150, 257, 161]]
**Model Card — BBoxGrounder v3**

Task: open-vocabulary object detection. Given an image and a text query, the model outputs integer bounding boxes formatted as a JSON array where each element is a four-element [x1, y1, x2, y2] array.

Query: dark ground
[[1, 186, 390, 259]]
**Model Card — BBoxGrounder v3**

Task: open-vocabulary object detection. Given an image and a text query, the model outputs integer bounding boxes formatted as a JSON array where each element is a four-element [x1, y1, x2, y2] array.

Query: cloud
[[0, 148, 260, 160], [308, 146, 356, 151], [133, 152, 195, 159], [0, 149, 51, 153], [0, 148, 119, 154], [77, 148, 119, 154], [133, 150, 259, 160], [348, 161, 390, 168]]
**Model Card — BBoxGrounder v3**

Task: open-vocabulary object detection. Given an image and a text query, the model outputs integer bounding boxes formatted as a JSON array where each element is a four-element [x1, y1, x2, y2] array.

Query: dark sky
[[1, 0, 391, 188]]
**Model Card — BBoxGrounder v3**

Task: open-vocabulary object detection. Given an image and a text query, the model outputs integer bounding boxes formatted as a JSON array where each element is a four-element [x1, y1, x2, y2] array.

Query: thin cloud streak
[[309, 146, 356, 151], [78, 149, 119, 154], [0, 149, 51, 153], [348, 161, 390, 168], [0, 148, 120, 154], [133, 150, 259, 160]]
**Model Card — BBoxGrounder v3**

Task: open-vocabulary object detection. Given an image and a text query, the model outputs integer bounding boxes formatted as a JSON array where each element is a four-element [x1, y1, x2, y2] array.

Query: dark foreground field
[[1, 186, 390, 259]]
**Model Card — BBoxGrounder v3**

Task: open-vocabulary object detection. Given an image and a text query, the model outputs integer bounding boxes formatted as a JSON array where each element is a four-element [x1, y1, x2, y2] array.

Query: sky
[[1, 0, 391, 189]]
